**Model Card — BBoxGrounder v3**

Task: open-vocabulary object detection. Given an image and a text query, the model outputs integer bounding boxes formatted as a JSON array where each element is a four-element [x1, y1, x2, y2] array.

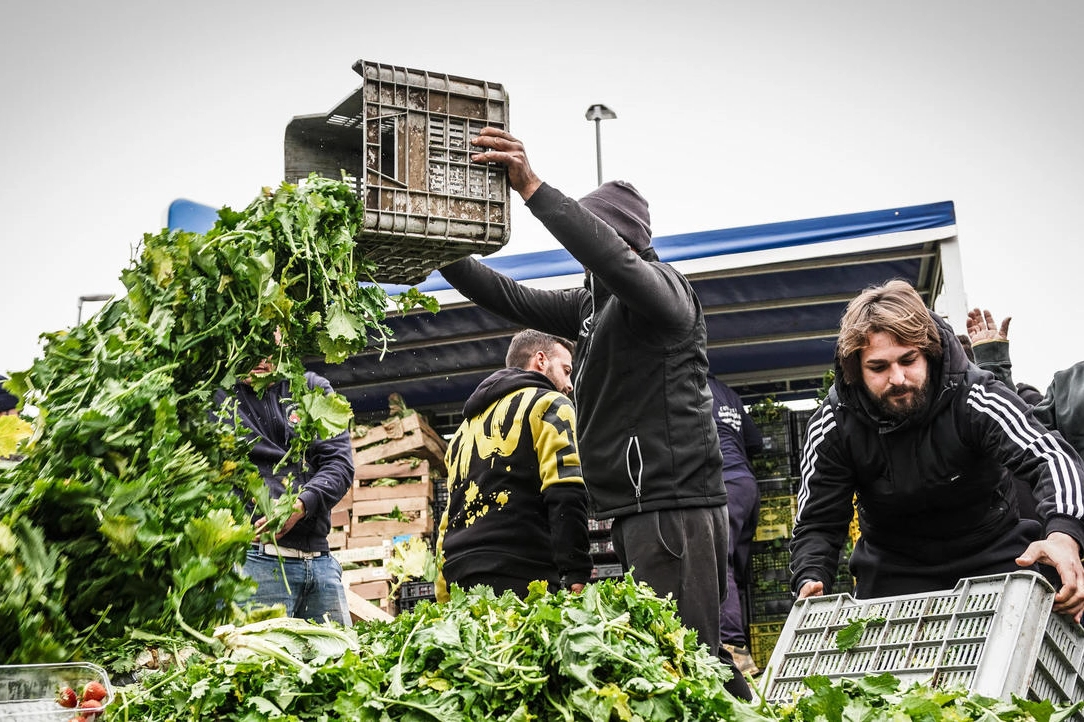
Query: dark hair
[[836, 279, 942, 385], [505, 329, 575, 369], [957, 334, 976, 362]]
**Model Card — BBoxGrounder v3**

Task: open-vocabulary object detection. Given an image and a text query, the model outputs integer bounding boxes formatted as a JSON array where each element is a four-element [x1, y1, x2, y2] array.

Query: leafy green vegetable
[[113, 579, 1084, 721], [775, 673, 1083, 722], [834, 616, 885, 652], [116, 576, 757, 721], [0, 175, 435, 663]]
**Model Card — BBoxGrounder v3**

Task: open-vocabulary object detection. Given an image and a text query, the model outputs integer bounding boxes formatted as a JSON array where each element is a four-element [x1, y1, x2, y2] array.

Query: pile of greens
[[112, 577, 1083, 721], [0, 175, 434, 663], [115, 577, 745, 721]]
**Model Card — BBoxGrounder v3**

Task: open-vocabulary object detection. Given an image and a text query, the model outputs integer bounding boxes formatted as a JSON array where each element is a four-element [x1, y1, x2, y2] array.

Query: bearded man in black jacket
[[792, 280, 1084, 622]]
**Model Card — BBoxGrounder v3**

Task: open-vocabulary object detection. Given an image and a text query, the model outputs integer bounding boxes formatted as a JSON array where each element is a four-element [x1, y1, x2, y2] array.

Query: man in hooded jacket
[[437, 128, 749, 698], [791, 280, 1084, 622], [435, 329, 591, 598]]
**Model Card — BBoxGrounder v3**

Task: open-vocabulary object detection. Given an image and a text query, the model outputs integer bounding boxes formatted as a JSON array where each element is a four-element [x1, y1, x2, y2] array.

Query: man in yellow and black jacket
[[436, 329, 592, 599]]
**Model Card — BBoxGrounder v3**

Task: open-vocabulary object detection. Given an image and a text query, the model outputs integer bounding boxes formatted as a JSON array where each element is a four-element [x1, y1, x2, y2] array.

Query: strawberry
[[81, 681, 107, 703], [57, 686, 78, 708], [80, 698, 103, 720], [66, 717, 87, 722]]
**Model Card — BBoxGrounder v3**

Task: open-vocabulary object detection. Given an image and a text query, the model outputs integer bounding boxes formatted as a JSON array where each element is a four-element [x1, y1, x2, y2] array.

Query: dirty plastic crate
[[285, 59, 510, 285], [0, 663, 114, 721], [396, 579, 437, 614], [754, 478, 798, 541], [762, 571, 1084, 717]]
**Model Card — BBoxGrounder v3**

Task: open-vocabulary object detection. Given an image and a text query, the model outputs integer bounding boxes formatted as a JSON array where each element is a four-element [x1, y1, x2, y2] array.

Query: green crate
[[750, 620, 787, 672]]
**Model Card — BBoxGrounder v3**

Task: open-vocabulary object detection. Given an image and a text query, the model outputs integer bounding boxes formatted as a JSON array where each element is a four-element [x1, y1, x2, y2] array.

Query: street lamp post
[[77, 294, 113, 325], [584, 104, 617, 186]]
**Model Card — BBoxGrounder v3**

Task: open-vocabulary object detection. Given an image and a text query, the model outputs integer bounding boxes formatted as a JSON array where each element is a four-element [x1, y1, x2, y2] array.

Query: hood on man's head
[[579, 180, 652, 252]]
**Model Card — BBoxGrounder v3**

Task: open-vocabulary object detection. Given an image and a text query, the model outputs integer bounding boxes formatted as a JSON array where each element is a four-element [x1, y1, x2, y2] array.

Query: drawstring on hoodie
[[626, 436, 643, 512]]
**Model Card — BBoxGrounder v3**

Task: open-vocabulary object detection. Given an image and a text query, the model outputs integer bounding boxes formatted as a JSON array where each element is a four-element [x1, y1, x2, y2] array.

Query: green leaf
[[835, 616, 885, 651]]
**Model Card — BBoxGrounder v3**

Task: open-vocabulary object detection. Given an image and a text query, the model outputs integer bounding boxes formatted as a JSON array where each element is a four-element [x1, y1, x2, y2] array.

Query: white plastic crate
[[0, 663, 114, 721], [762, 571, 1084, 717]]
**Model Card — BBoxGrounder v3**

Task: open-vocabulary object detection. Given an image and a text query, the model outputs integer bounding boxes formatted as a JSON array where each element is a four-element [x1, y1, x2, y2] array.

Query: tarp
[[168, 198, 962, 433]]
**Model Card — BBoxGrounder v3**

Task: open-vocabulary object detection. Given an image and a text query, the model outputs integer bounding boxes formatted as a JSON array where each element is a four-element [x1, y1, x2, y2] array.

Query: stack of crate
[[588, 517, 624, 582], [745, 403, 855, 671], [746, 476, 800, 672], [334, 413, 447, 618]]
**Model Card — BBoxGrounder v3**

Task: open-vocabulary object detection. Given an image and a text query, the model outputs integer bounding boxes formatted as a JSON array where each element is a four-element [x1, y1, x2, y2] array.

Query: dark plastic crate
[[399, 580, 436, 599], [591, 563, 625, 581], [396, 593, 436, 614], [749, 539, 791, 587], [396, 579, 437, 615], [285, 59, 511, 285], [587, 517, 614, 534], [788, 408, 816, 447], [747, 589, 795, 622], [758, 420, 790, 456]]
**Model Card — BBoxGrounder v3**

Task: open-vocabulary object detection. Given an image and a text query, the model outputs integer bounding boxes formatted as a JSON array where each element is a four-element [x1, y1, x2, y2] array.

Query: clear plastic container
[[0, 663, 113, 721]]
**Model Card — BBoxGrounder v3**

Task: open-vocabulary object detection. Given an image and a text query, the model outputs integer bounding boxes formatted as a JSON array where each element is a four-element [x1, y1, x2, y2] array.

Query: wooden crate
[[348, 460, 435, 540], [327, 530, 348, 551], [352, 494, 432, 538], [342, 564, 393, 585], [332, 540, 393, 564], [349, 579, 394, 615], [355, 459, 434, 496], [352, 414, 447, 473], [345, 589, 394, 623]]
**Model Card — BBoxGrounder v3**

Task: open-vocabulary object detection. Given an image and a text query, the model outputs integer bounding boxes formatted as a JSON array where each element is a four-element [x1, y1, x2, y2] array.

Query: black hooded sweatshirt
[[437, 367, 592, 589], [790, 314, 1084, 594], [440, 183, 725, 519]]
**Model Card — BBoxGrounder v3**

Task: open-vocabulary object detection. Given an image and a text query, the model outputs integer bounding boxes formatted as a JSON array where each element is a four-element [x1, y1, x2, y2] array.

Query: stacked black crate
[[745, 402, 855, 669], [431, 474, 449, 549], [396, 580, 437, 614], [745, 398, 798, 671], [746, 476, 798, 672], [588, 517, 625, 582]]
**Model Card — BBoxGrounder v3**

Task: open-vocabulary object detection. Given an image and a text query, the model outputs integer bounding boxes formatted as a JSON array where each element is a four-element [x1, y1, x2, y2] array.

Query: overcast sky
[[3, 1, 1083, 392]]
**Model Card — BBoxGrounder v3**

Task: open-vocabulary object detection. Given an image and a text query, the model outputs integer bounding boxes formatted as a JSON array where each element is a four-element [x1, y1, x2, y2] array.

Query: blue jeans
[[242, 549, 351, 626]]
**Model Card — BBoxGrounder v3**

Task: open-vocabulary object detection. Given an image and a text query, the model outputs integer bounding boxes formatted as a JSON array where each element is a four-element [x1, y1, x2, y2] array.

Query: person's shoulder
[[1053, 360, 1084, 381], [530, 388, 576, 416]]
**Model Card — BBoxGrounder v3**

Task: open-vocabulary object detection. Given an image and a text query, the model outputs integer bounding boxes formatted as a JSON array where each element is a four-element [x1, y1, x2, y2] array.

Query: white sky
[[3, 1, 1083, 391]]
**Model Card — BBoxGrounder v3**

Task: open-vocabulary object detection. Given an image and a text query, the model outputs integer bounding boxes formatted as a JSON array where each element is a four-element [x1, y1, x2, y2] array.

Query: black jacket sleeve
[[440, 256, 583, 341], [790, 401, 856, 594]]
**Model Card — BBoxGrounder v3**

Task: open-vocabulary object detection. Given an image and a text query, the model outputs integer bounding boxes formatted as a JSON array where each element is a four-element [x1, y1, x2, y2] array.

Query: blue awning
[[168, 198, 959, 431]]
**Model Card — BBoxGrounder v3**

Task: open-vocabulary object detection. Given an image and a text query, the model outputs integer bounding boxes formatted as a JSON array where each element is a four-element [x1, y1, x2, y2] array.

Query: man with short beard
[[790, 280, 1084, 622]]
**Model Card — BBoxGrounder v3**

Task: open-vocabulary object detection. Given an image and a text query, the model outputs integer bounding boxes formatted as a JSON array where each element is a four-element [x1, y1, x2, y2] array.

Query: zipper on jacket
[[626, 436, 643, 512], [572, 274, 597, 407]]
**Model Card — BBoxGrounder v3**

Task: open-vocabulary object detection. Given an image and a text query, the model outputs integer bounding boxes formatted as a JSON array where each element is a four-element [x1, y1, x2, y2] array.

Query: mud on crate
[[285, 59, 511, 285]]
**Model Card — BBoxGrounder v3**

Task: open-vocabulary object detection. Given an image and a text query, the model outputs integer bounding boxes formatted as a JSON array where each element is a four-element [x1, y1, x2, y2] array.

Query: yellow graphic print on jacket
[[435, 367, 591, 600]]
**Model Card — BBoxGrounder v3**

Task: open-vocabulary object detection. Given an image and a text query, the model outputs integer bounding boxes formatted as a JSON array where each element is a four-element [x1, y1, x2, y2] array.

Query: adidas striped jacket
[[790, 316, 1084, 595]]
